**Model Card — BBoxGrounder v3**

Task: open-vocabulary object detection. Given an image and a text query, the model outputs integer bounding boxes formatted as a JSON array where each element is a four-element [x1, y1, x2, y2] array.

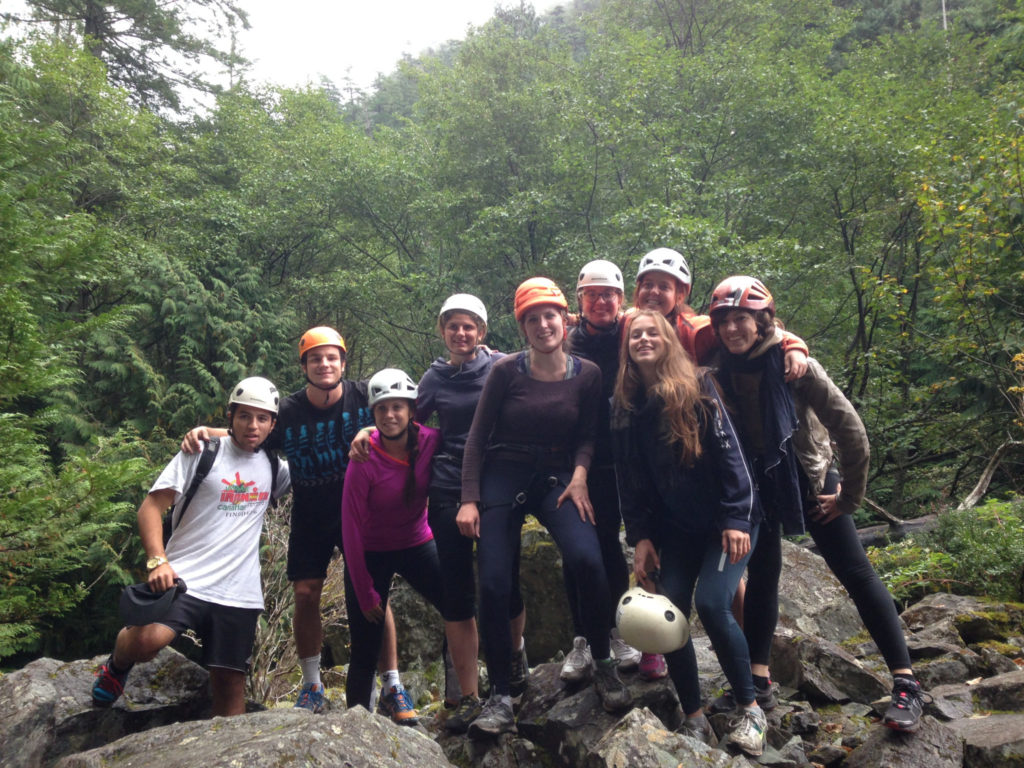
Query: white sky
[[237, 0, 562, 92], [3, 1, 563, 95]]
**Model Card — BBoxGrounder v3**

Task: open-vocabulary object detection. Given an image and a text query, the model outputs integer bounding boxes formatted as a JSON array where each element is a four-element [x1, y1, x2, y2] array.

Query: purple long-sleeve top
[[461, 352, 601, 503], [341, 424, 440, 613]]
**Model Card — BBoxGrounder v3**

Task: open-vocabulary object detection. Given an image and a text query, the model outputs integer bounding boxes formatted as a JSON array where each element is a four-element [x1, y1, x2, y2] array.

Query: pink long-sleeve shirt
[[341, 425, 440, 613]]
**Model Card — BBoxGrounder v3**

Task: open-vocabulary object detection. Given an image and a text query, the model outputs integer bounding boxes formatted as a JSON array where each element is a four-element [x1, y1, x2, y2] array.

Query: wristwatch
[[146, 555, 169, 571]]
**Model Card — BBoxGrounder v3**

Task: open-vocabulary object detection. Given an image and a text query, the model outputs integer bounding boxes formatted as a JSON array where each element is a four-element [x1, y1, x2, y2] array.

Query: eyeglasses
[[581, 290, 620, 303]]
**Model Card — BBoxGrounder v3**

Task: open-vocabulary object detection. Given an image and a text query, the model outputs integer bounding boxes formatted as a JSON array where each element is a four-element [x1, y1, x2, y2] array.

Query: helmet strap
[[379, 427, 408, 443]]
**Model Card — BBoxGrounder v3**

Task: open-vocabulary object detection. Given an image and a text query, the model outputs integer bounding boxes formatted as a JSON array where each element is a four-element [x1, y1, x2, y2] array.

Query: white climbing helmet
[[438, 293, 488, 326], [636, 247, 692, 288], [228, 377, 279, 414], [368, 368, 419, 408], [576, 259, 625, 294], [615, 586, 690, 654]]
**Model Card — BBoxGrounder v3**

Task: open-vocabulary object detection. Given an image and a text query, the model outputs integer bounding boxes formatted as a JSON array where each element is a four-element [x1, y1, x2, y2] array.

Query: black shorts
[[287, 508, 344, 582], [159, 593, 261, 672]]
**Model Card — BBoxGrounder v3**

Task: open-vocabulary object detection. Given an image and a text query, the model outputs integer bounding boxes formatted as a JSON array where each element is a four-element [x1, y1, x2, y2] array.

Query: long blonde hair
[[614, 310, 707, 466]]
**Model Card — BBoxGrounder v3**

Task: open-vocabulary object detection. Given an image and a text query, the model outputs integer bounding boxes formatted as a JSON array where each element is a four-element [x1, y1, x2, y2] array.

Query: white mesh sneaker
[[559, 636, 593, 683], [728, 705, 767, 756], [610, 629, 641, 672]]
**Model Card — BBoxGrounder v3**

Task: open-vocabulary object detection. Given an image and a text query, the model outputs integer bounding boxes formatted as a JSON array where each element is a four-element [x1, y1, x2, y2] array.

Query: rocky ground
[[1, 541, 1022, 767]]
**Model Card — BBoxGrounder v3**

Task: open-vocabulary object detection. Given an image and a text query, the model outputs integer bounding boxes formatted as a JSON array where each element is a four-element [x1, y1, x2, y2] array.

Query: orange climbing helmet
[[298, 326, 347, 361], [513, 277, 568, 322]]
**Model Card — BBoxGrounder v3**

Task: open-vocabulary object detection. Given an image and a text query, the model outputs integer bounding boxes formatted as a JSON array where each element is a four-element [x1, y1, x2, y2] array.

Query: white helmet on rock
[[229, 377, 279, 414], [615, 586, 690, 654], [636, 247, 692, 288], [438, 293, 488, 326], [368, 368, 419, 408], [576, 259, 625, 294]]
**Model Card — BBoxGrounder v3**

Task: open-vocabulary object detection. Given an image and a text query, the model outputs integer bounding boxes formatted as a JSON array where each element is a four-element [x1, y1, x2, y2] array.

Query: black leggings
[[344, 540, 448, 709], [562, 467, 630, 636], [744, 510, 911, 672]]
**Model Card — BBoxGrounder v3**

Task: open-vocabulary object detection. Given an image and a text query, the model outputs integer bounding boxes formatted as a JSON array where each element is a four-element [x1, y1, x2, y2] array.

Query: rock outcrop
[[3, 538, 1023, 767]]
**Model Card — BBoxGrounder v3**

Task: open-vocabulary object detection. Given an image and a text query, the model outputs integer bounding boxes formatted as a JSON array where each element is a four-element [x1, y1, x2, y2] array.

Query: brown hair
[[614, 310, 708, 467], [631, 276, 692, 322], [709, 307, 774, 341]]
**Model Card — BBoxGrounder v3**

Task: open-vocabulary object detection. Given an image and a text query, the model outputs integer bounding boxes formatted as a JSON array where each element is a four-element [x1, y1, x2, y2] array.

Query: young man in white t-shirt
[[92, 377, 291, 716]]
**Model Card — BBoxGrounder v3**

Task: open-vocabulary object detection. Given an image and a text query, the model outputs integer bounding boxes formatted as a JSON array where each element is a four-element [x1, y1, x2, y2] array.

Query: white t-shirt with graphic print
[[152, 438, 290, 610]]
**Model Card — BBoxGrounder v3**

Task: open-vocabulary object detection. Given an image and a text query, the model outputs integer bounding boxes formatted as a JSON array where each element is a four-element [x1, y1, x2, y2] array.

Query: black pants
[[344, 539, 447, 709], [744, 510, 911, 671]]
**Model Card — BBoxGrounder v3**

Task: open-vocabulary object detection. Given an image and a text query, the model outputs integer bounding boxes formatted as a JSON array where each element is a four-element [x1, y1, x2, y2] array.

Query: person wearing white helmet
[[180, 328, 409, 720], [560, 260, 642, 683], [92, 377, 291, 716], [341, 368, 448, 726], [632, 247, 810, 380], [611, 310, 766, 756], [349, 293, 526, 732]]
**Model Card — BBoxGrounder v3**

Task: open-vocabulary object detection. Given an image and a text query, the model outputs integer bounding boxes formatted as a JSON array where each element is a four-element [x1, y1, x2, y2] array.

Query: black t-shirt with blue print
[[265, 380, 372, 523]]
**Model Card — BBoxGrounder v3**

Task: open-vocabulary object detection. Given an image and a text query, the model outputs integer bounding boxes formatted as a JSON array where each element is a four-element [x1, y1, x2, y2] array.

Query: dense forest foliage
[[1, 0, 1023, 665]]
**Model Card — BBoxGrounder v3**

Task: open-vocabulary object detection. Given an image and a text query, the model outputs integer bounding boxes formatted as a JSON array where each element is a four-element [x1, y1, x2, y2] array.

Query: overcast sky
[[238, 0, 561, 92]]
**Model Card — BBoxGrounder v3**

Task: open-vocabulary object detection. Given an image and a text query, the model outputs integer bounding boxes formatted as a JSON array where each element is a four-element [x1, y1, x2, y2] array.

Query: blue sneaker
[[378, 683, 419, 725], [294, 682, 326, 713], [91, 656, 129, 707]]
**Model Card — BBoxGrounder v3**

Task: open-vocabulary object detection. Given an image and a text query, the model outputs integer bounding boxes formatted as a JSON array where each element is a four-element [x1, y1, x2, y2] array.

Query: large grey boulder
[[584, 707, 753, 768], [843, 717, 964, 768], [55, 707, 453, 767], [0, 649, 209, 768], [777, 540, 863, 645], [946, 713, 1024, 768], [770, 627, 891, 704]]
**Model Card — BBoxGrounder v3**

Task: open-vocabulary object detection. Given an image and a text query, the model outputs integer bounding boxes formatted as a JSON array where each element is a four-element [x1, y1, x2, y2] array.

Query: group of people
[[91, 247, 928, 757]]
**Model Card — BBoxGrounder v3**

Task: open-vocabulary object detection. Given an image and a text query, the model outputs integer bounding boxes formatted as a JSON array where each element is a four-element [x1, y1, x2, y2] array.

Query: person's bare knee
[[115, 624, 176, 666], [292, 578, 324, 609]]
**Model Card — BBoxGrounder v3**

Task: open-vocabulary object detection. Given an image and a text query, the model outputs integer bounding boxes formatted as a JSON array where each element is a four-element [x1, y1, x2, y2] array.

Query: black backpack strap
[[266, 448, 280, 509], [170, 437, 221, 536]]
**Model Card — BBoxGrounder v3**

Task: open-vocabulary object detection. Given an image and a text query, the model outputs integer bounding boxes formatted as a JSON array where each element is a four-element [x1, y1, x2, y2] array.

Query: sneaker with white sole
[[638, 652, 668, 680], [610, 629, 641, 672], [560, 636, 593, 683], [294, 681, 326, 713], [378, 683, 419, 726], [728, 705, 767, 756]]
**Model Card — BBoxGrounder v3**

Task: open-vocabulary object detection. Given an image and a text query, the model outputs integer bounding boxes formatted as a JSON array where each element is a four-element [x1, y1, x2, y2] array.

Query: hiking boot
[[883, 677, 929, 733], [560, 636, 593, 683], [378, 683, 419, 725], [677, 713, 718, 746], [509, 645, 529, 696], [91, 656, 130, 707], [728, 705, 767, 757], [709, 680, 779, 713], [610, 629, 641, 672], [593, 658, 633, 712], [294, 682, 326, 713], [445, 694, 483, 734], [468, 694, 516, 739], [638, 652, 668, 680]]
